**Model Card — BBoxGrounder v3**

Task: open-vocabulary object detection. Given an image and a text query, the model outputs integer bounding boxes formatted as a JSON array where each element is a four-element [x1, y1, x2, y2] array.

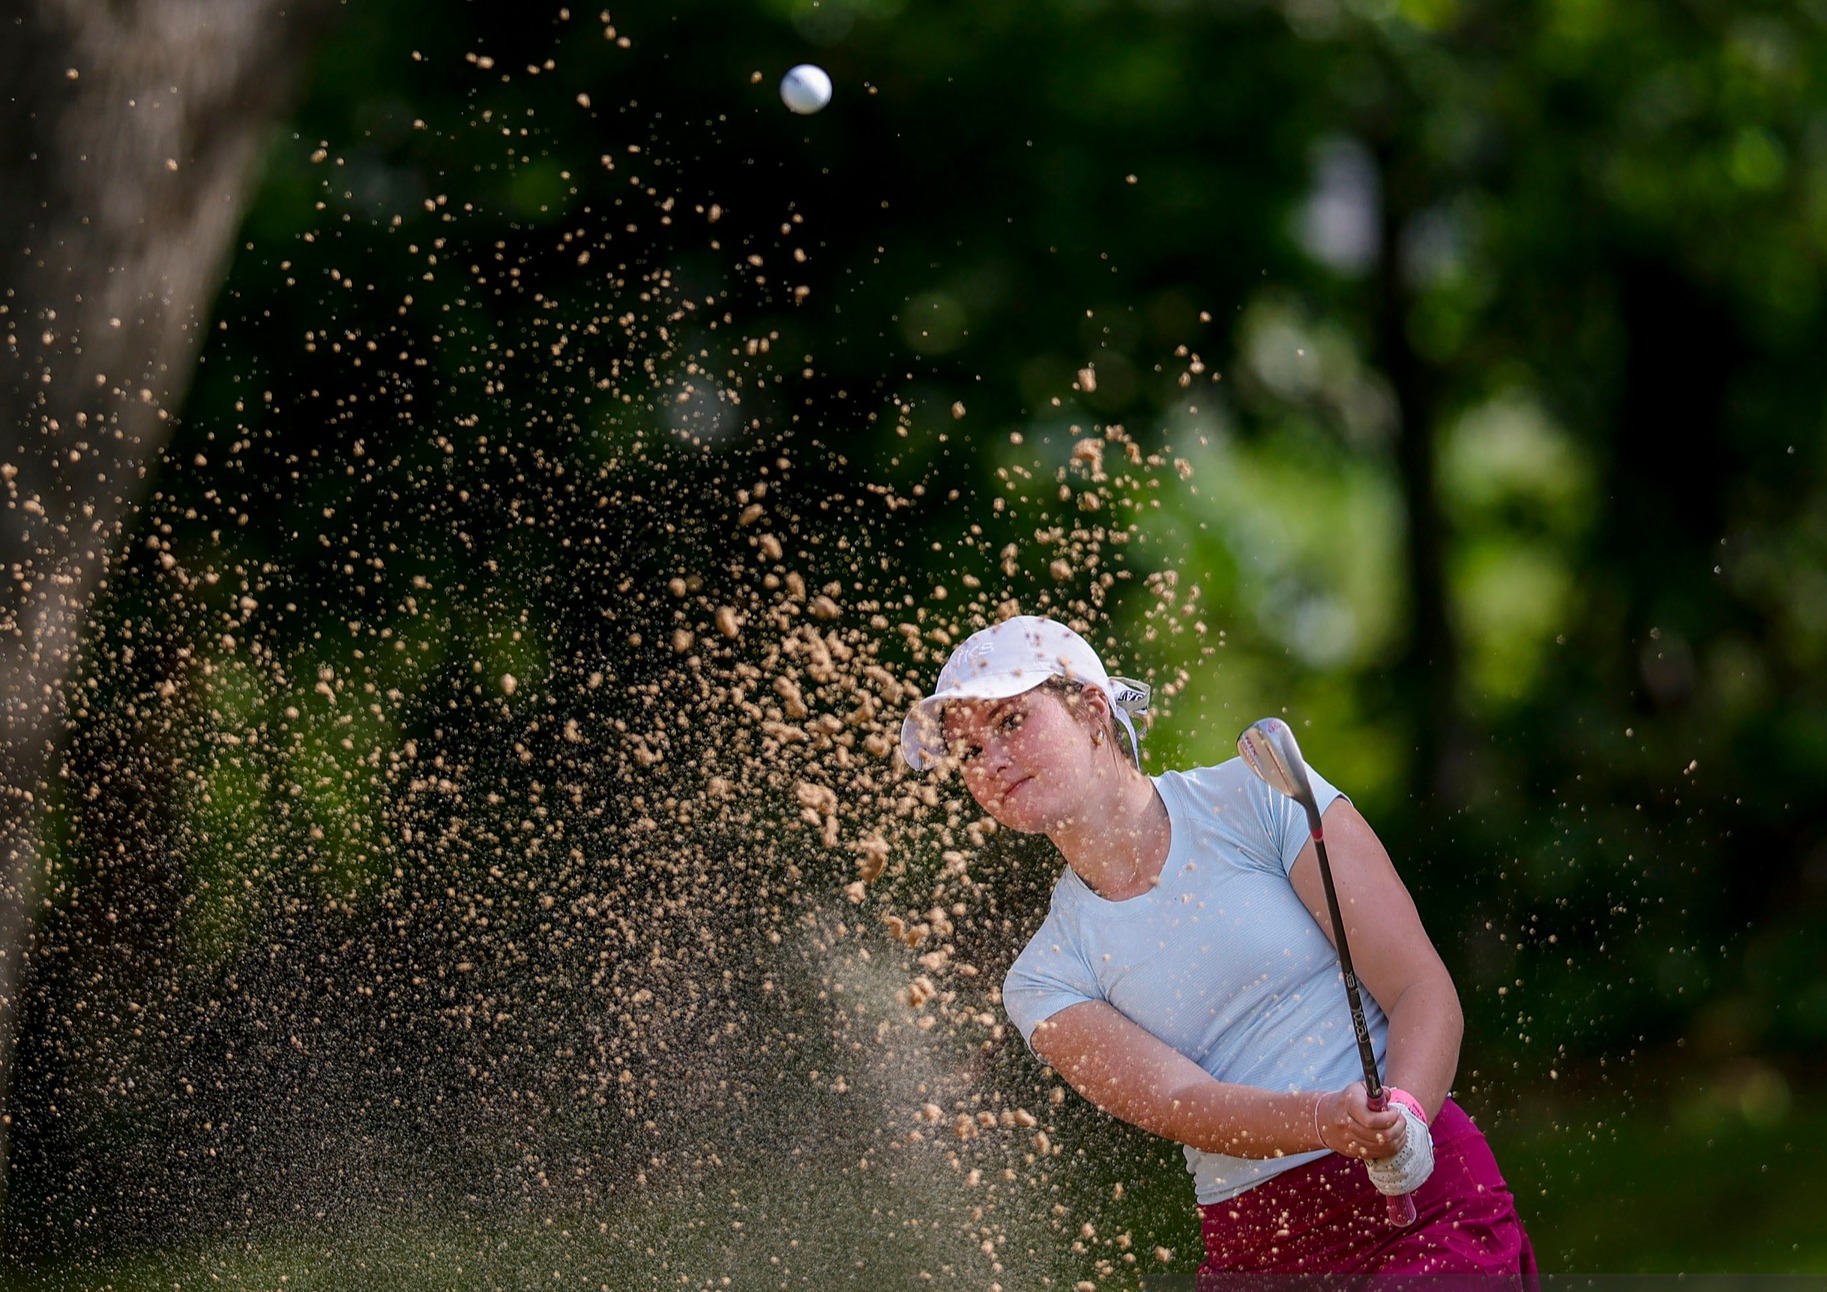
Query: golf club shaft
[[1236, 720, 1418, 1228], [1308, 831, 1381, 1097], [1312, 827, 1416, 1228]]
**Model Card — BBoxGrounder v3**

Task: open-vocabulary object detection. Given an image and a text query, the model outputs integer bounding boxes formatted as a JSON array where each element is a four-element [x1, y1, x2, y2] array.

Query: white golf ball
[[780, 64, 832, 115]]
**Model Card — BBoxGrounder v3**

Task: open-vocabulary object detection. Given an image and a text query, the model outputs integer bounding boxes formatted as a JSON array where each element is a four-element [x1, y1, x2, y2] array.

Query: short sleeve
[[1244, 762, 1348, 878], [1002, 913, 1102, 1051]]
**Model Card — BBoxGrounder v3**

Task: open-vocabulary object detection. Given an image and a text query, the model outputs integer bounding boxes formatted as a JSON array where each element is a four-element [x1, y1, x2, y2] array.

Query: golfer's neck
[[1050, 768, 1166, 900]]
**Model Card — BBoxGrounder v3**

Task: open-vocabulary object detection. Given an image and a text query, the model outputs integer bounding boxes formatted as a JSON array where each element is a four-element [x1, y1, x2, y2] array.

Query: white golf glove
[[1365, 1099, 1434, 1196]]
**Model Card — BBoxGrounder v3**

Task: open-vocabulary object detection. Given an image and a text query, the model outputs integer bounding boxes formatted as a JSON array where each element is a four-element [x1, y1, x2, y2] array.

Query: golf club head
[[1237, 717, 1323, 830]]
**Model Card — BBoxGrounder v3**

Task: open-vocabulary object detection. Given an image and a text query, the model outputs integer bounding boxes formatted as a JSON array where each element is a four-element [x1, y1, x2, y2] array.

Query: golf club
[[1238, 716, 1417, 1228]]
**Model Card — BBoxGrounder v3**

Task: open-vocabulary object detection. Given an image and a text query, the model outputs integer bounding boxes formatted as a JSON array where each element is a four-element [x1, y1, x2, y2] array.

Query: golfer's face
[[942, 687, 1083, 831]]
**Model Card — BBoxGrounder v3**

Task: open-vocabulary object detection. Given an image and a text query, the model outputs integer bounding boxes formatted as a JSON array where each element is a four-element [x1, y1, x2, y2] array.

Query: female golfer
[[900, 616, 1535, 1286]]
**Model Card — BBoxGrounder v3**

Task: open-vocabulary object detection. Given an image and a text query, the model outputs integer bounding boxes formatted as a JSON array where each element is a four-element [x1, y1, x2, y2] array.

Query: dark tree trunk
[[1604, 255, 1741, 707], [1370, 140, 1465, 805], [0, 0, 328, 1207]]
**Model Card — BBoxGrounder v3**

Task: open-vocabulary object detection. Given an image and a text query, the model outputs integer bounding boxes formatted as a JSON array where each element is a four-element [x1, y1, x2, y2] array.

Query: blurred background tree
[[2, 0, 1824, 1283], [0, 0, 329, 1200]]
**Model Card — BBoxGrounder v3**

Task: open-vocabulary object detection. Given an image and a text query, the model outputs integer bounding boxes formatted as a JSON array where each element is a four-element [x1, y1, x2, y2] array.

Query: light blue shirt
[[1001, 758, 1390, 1204]]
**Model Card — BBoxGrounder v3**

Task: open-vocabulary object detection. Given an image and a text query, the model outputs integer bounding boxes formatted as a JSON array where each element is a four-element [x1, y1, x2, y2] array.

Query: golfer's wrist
[[1267, 1090, 1335, 1157], [1309, 1090, 1339, 1152], [1383, 1086, 1428, 1125]]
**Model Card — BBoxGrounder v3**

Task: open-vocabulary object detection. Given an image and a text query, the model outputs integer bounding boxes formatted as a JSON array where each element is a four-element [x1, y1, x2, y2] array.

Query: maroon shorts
[[1196, 1098, 1537, 1290]]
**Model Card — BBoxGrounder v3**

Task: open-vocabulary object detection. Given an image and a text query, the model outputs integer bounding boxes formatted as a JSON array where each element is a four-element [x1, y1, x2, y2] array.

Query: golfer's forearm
[[1381, 973, 1463, 1118], [1093, 1080, 1322, 1159]]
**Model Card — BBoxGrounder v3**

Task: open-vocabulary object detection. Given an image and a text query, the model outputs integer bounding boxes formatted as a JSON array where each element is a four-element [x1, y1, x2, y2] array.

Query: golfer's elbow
[[1384, 959, 1461, 1024]]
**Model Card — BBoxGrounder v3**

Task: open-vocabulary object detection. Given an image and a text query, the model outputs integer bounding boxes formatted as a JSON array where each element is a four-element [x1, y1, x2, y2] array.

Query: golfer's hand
[[1316, 1082, 1404, 1159], [1365, 1101, 1435, 1194]]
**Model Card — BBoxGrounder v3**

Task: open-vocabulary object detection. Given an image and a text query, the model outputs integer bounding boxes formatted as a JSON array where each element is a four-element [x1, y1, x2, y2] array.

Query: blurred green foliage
[[6, 0, 1827, 1280]]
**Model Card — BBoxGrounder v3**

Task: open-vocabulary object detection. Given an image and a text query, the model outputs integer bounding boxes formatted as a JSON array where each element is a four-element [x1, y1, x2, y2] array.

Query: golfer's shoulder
[[1155, 757, 1263, 808], [1004, 878, 1098, 987], [1012, 869, 1094, 948]]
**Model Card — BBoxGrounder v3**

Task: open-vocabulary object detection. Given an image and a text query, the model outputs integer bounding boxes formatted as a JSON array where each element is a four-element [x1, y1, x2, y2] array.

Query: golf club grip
[[1365, 1090, 1418, 1227]]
